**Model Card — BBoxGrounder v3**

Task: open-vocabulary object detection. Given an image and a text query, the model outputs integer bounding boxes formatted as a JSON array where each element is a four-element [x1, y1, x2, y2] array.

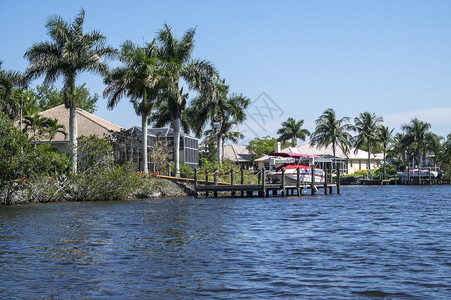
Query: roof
[[38, 104, 123, 142], [223, 145, 251, 162], [255, 142, 383, 162], [129, 126, 198, 140]]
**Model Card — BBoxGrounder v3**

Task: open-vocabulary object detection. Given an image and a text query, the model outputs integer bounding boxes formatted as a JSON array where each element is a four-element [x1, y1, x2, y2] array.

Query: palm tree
[[104, 40, 161, 174], [424, 133, 443, 168], [0, 62, 23, 120], [24, 8, 116, 173], [186, 81, 249, 164], [377, 125, 394, 179], [23, 114, 66, 146], [401, 118, 431, 167], [156, 23, 219, 177], [353, 112, 383, 176], [310, 108, 353, 173], [277, 117, 310, 147]]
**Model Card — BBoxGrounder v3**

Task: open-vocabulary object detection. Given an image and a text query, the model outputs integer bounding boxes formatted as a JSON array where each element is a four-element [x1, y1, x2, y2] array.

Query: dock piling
[[281, 168, 286, 196], [311, 165, 315, 195], [296, 168, 301, 196], [324, 170, 328, 195], [241, 167, 245, 197], [214, 170, 218, 198], [194, 169, 198, 198], [231, 168, 235, 197]]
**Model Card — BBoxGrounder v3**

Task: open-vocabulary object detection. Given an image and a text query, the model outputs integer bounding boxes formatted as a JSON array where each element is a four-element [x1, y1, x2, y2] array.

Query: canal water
[[0, 185, 450, 299]]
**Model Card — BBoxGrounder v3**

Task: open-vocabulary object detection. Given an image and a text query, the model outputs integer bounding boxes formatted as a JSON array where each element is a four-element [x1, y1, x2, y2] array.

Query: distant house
[[37, 104, 123, 154], [129, 127, 199, 170], [223, 144, 251, 169], [255, 142, 383, 175], [35, 105, 199, 171]]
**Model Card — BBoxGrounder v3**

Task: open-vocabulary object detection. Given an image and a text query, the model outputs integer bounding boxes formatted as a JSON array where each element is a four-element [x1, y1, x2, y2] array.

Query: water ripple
[[0, 185, 450, 298]]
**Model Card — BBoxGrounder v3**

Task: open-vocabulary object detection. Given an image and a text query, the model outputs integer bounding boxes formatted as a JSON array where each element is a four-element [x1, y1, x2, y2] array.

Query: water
[[0, 185, 450, 299]]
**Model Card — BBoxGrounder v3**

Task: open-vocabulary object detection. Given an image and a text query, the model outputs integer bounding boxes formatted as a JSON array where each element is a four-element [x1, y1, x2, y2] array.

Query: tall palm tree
[[186, 81, 249, 164], [156, 23, 219, 177], [353, 112, 383, 176], [424, 133, 443, 168], [310, 108, 353, 172], [277, 117, 310, 147], [377, 125, 394, 179], [104, 40, 161, 174], [401, 118, 431, 167], [24, 8, 116, 173]]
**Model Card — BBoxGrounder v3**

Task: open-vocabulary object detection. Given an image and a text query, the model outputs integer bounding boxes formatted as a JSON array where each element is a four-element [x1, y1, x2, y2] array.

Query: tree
[[186, 80, 249, 164], [425, 133, 443, 167], [277, 117, 310, 147], [23, 114, 66, 146], [156, 23, 219, 177], [104, 40, 162, 174], [401, 118, 431, 167], [377, 125, 394, 179], [0, 62, 24, 120], [353, 111, 383, 176], [246, 136, 278, 162], [35, 83, 99, 113], [310, 108, 353, 172], [24, 8, 116, 173]]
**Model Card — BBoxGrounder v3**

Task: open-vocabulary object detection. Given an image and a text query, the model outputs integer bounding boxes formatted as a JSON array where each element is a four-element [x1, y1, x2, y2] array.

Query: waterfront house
[[129, 127, 199, 171], [223, 144, 251, 169], [255, 142, 383, 175], [37, 104, 123, 154]]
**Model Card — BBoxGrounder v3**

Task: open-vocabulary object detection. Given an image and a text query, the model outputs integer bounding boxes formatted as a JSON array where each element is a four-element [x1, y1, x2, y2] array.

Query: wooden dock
[[192, 167, 340, 198]]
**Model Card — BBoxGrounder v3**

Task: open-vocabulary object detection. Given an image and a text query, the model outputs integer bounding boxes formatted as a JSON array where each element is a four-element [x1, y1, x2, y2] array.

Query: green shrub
[[374, 163, 398, 177], [72, 164, 142, 201], [170, 163, 194, 178]]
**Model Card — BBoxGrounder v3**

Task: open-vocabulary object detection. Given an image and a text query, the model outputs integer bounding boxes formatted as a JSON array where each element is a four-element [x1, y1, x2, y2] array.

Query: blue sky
[[1, 0, 451, 144]]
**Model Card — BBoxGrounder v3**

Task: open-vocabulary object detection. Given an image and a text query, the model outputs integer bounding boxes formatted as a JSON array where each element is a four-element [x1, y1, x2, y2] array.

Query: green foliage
[[34, 84, 63, 111], [72, 164, 142, 201], [246, 136, 277, 160], [170, 163, 194, 178], [34, 84, 99, 113], [374, 163, 397, 176], [197, 159, 258, 184], [0, 114, 29, 203], [24, 144, 72, 177], [352, 169, 369, 177], [277, 117, 310, 147], [77, 135, 113, 171]]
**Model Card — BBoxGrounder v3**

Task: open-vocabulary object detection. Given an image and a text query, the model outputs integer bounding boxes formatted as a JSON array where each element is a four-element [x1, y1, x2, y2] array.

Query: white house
[[255, 142, 383, 175]]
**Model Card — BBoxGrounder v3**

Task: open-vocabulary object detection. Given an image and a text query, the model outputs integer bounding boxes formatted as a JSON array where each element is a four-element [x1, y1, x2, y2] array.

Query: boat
[[397, 168, 439, 181], [267, 152, 325, 184]]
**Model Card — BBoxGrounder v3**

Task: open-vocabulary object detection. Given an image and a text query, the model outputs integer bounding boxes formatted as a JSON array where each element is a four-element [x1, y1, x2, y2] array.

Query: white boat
[[267, 152, 325, 184], [397, 168, 439, 180]]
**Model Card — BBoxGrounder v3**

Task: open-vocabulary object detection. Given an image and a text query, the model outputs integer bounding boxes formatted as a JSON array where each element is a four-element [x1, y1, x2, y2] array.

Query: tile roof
[[223, 145, 251, 162], [38, 104, 123, 141]]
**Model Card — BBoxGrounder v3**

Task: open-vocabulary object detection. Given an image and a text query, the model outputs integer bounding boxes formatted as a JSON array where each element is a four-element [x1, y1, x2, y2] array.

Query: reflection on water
[[1, 186, 450, 298]]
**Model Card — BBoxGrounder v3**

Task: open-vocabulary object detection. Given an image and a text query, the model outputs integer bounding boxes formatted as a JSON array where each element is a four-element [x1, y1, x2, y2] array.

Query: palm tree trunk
[[69, 104, 77, 173], [142, 114, 148, 174], [173, 116, 181, 177], [217, 133, 223, 165], [66, 75, 77, 174], [332, 142, 337, 173], [383, 149, 387, 180], [141, 89, 148, 174], [367, 141, 371, 178]]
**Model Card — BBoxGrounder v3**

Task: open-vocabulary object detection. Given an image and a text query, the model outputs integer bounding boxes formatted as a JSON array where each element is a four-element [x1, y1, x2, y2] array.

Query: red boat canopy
[[268, 152, 320, 159]]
